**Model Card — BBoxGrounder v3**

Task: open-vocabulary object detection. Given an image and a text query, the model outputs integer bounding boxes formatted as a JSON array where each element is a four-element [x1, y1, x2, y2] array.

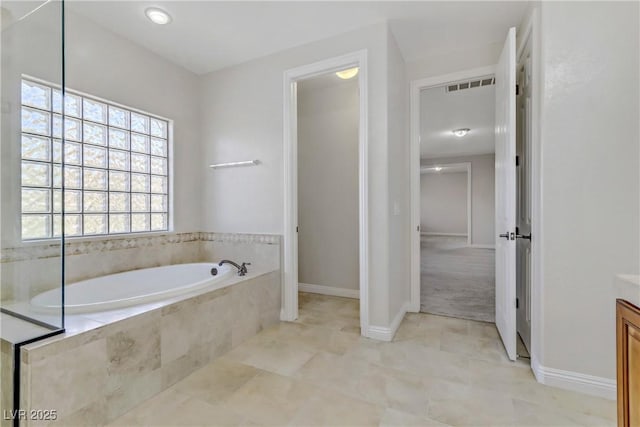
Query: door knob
[[499, 232, 515, 240], [499, 233, 510, 239], [516, 234, 531, 240]]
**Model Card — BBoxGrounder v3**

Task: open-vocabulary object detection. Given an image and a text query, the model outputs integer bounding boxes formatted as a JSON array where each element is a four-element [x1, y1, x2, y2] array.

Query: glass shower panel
[[1, 1, 65, 424]]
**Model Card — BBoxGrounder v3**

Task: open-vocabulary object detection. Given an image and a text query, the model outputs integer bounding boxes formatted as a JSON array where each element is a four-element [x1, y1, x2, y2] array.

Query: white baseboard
[[468, 244, 495, 249], [298, 283, 359, 299], [531, 357, 616, 400], [365, 302, 409, 342], [421, 232, 467, 237]]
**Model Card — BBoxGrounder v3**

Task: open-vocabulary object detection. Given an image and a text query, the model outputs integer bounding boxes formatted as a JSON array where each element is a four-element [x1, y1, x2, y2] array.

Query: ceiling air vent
[[445, 77, 495, 93]]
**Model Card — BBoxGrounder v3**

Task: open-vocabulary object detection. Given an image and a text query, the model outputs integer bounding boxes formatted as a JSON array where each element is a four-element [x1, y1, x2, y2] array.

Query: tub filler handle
[[218, 260, 251, 276]]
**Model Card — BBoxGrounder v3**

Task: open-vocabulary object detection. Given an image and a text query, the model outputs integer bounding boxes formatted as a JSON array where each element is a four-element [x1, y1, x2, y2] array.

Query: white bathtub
[[30, 263, 235, 314]]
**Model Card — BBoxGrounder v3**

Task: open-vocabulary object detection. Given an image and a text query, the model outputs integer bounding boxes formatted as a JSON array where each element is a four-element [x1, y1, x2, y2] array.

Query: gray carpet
[[420, 235, 495, 322]]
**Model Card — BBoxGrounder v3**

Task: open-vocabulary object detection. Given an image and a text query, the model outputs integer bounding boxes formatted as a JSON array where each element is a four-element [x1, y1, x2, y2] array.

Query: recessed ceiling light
[[336, 67, 359, 80], [434, 166, 443, 172], [145, 7, 172, 25], [452, 128, 470, 137]]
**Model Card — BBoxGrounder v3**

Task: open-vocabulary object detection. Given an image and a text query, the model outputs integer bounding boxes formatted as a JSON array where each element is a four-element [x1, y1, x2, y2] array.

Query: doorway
[[282, 51, 369, 335], [418, 79, 496, 324], [296, 70, 360, 326]]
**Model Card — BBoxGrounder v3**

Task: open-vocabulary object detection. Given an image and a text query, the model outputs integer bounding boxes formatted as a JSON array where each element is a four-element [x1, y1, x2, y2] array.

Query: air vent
[[445, 77, 495, 93]]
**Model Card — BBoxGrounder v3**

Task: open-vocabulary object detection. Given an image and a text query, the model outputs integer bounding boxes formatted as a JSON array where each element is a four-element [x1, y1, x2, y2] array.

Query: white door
[[516, 37, 533, 353], [494, 27, 517, 361]]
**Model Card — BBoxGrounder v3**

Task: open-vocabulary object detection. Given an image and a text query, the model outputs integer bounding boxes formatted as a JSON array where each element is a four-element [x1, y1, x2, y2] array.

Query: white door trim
[[282, 50, 369, 336], [420, 161, 472, 246], [409, 64, 495, 314]]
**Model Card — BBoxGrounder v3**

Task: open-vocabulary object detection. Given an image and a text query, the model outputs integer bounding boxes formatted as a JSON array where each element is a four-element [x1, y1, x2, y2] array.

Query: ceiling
[[421, 164, 469, 174], [66, 1, 529, 75], [420, 81, 495, 159], [298, 68, 359, 92]]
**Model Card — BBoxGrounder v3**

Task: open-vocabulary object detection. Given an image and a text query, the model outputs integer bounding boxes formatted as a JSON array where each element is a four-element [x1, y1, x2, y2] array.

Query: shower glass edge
[[1, 1, 66, 425]]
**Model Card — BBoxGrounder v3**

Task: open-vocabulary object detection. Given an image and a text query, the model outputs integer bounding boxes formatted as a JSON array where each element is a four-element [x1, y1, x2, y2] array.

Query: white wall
[[297, 77, 359, 291], [386, 29, 410, 325], [406, 42, 501, 82], [422, 154, 495, 246], [199, 23, 399, 328], [420, 172, 467, 235], [538, 1, 640, 383]]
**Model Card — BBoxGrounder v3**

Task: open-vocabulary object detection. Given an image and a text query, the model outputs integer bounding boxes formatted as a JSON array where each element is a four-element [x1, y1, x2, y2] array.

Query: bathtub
[[30, 262, 235, 314]]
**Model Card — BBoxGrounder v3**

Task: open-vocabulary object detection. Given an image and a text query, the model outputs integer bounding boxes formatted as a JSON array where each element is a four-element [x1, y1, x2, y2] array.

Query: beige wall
[[297, 77, 359, 291], [422, 154, 495, 246], [421, 172, 468, 235]]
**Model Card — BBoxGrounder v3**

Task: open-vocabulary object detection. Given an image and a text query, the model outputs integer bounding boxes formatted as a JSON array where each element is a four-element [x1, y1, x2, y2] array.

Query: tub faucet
[[219, 260, 251, 276]]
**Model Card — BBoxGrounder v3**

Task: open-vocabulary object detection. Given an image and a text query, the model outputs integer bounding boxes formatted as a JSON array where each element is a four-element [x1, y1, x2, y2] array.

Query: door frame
[[282, 50, 369, 335], [409, 13, 541, 367], [420, 162, 472, 247]]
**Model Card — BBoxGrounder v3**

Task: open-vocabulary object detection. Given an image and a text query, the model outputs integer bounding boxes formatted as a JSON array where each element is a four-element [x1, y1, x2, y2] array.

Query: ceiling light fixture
[[145, 7, 172, 25], [434, 166, 443, 172], [336, 67, 359, 80], [452, 128, 470, 137]]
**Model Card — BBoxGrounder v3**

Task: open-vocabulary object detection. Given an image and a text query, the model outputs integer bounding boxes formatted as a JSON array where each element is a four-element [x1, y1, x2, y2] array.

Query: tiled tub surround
[[0, 232, 280, 304], [18, 268, 281, 426]]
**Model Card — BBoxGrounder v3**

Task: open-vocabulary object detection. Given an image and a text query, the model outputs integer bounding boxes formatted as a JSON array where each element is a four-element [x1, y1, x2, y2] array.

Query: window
[[20, 78, 170, 240]]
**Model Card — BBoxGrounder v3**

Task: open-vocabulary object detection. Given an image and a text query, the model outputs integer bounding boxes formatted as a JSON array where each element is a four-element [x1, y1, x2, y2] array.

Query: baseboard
[[365, 302, 409, 342], [531, 357, 616, 400], [298, 283, 359, 299], [421, 232, 467, 237], [468, 244, 495, 249]]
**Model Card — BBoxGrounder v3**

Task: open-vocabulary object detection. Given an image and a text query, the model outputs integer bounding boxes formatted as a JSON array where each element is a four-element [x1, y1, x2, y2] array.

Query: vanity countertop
[[615, 274, 640, 307]]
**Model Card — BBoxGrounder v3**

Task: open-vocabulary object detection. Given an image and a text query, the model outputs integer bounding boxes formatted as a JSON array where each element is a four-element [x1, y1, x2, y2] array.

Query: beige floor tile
[[393, 319, 442, 348], [427, 387, 517, 426], [288, 387, 384, 426], [295, 350, 431, 418], [223, 338, 317, 376], [467, 321, 500, 340], [439, 331, 512, 365], [419, 314, 469, 335], [512, 398, 616, 427], [223, 371, 319, 425], [170, 358, 261, 404], [294, 307, 360, 332], [379, 408, 451, 427], [379, 340, 470, 385], [110, 387, 256, 426]]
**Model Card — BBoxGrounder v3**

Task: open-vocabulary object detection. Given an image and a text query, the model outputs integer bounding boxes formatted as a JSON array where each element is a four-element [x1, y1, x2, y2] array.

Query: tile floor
[[109, 293, 616, 426]]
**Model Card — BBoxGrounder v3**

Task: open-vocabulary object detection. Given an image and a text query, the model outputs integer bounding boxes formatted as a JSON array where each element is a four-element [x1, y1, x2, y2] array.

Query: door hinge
[[516, 298, 519, 309], [296, 226, 299, 233], [516, 84, 520, 95], [515, 155, 520, 166], [417, 225, 420, 232]]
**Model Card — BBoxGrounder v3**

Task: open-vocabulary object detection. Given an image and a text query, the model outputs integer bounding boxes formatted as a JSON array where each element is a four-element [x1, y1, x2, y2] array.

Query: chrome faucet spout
[[219, 260, 251, 276]]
